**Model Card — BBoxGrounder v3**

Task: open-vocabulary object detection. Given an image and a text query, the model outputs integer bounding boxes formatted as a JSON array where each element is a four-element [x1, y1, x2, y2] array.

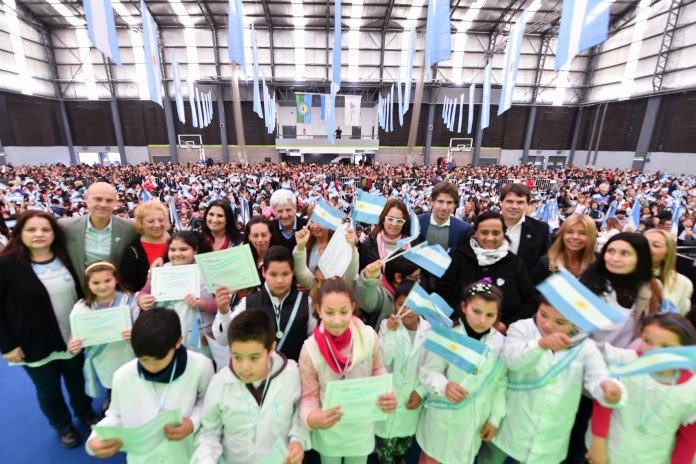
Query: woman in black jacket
[[0, 210, 97, 448], [358, 198, 411, 271], [435, 211, 538, 329]]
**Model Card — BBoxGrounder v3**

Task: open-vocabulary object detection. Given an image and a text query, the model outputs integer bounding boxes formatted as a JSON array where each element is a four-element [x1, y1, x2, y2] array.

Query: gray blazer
[[58, 215, 137, 285]]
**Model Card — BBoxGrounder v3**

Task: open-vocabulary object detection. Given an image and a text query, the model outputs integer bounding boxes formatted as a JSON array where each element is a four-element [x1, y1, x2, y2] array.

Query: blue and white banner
[[556, 0, 610, 71], [403, 283, 454, 328], [629, 195, 642, 230], [609, 346, 696, 378], [402, 242, 452, 277], [83, 0, 121, 65], [498, 9, 528, 116], [171, 55, 185, 124], [352, 190, 387, 225], [320, 94, 330, 121], [481, 62, 492, 130], [187, 79, 198, 128], [424, 0, 452, 71], [227, 0, 246, 73], [141, 0, 162, 106], [404, 27, 415, 109], [468, 83, 475, 134], [537, 270, 629, 334], [251, 24, 262, 118], [457, 93, 464, 133], [425, 324, 488, 373], [309, 198, 344, 231]]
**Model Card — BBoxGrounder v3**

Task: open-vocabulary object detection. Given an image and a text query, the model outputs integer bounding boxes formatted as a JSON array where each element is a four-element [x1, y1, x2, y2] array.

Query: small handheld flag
[[309, 198, 344, 231], [425, 324, 488, 374], [403, 283, 453, 328], [351, 190, 387, 225], [536, 270, 628, 334], [402, 243, 452, 277], [394, 209, 421, 251], [609, 346, 696, 378]]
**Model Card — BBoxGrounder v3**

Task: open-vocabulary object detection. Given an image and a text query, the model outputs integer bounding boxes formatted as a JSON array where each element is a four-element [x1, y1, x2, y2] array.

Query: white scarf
[[469, 236, 510, 266]]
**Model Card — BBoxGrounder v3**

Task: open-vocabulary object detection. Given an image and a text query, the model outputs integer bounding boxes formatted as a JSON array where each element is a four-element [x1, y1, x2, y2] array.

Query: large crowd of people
[[1, 160, 696, 464]]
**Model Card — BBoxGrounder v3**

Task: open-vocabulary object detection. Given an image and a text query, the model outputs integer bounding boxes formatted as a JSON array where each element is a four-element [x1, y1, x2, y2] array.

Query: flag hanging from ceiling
[[344, 95, 361, 126], [498, 9, 529, 116], [140, 0, 162, 106], [331, 0, 342, 94], [195, 87, 204, 127], [403, 27, 415, 109], [187, 79, 198, 128], [424, 0, 452, 72], [171, 55, 185, 124], [556, 0, 610, 71], [397, 71, 404, 127], [83, 0, 121, 65], [227, 0, 246, 74], [320, 95, 330, 121], [481, 61, 492, 130], [388, 86, 394, 132], [296, 93, 313, 124], [467, 83, 475, 134], [251, 24, 263, 118], [457, 93, 464, 133]]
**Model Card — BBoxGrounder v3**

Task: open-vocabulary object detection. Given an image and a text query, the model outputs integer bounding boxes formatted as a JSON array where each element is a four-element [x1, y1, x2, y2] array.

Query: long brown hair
[[371, 199, 410, 238], [547, 214, 597, 274], [0, 210, 72, 268]]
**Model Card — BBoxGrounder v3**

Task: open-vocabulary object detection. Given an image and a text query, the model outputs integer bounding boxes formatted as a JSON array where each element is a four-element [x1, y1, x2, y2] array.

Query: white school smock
[[591, 344, 696, 464], [303, 324, 378, 457], [416, 326, 507, 464], [71, 293, 139, 389], [375, 317, 431, 439], [191, 352, 310, 464], [86, 350, 213, 464], [492, 318, 626, 464]]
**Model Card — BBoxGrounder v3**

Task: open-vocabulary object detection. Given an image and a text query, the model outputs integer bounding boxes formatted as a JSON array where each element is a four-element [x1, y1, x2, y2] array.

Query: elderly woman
[[119, 199, 171, 292], [269, 189, 307, 251], [531, 214, 597, 285], [0, 211, 97, 448], [644, 228, 693, 314], [436, 211, 538, 329]]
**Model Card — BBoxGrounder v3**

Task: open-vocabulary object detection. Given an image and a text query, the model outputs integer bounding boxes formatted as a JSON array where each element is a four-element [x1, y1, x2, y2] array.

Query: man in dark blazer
[[269, 189, 307, 251], [58, 182, 137, 284], [499, 183, 550, 274], [417, 181, 472, 252]]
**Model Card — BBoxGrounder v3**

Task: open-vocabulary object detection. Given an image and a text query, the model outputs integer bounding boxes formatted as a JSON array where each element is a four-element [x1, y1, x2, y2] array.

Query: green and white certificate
[[323, 373, 393, 423], [70, 305, 132, 347], [194, 244, 261, 293]]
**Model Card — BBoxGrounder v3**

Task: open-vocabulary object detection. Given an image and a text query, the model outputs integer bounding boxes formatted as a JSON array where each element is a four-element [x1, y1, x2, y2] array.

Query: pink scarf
[[314, 325, 352, 375]]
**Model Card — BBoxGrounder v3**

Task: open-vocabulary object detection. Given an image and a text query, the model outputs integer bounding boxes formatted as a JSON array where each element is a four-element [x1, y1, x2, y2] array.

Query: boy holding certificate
[[192, 310, 308, 464], [213, 246, 315, 362], [86, 308, 213, 463]]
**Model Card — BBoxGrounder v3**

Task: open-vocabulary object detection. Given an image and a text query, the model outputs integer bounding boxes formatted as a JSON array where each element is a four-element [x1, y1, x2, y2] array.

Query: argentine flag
[[628, 195, 642, 230], [537, 270, 628, 334], [83, 0, 121, 65], [351, 190, 386, 225], [403, 284, 453, 328], [555, 0, 610, 71], [309, 198, 344, 231], [425, 325, 488, 374], [141, 0, 162, 106], [402, 242, 452, 278], [394, 209, 421, 251], [609, 346, 696, 378], [498, 9, 528, 116]]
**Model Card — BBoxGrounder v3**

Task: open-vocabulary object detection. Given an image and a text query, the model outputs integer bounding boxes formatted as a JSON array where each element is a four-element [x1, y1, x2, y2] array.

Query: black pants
[[564, 395, 593, 464], [23, 353, 93, 433]]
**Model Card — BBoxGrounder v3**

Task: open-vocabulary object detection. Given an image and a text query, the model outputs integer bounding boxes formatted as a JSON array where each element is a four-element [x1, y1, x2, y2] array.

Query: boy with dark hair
[[192, 310, 308, 463], [86, 308, 213, 463], [213, 245, 315, 361]]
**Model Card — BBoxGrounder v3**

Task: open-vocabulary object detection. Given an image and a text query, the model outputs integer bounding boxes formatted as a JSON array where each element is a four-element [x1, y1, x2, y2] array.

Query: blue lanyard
[[508, 344, 583, 392], [425, 359, 503, 410], [265, 288, 303, 352]]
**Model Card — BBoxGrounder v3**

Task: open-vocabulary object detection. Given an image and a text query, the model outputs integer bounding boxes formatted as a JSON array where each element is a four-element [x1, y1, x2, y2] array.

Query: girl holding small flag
[[299, 278, 397, 464], [375, 279, 431, 464], [67, 261, 139, 412], [417, 279, 507, 464], [137, 231, 221, 368], [585, 313, 696, 464]]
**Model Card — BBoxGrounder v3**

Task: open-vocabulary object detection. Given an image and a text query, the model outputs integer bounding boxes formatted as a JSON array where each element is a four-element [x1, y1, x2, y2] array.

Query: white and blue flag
[[352, 190, 387, 225], [498, 9, 528, 116], [141, 0, 162, 106], [310, 198, 344, 231], [227, 0, 246, 73], [402, 242, 452, 278], [629, 195, 642, 230], [481, 61, 492, 130], [467, 83, 475, 134], [171, 55, 185, 124], [609, 346, 696, 378], [403, 284, 454, 328], [425, 324, 488, 373], [424, 0, 452, 71], [555, 0, 610, 71], [394, 209, 421, 251], [83, 0, 121, 65], [537, 270, 629, 334]]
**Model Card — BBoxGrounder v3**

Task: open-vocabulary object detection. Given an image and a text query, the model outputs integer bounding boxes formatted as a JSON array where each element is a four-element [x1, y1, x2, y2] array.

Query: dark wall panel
[[598, 99, 645, 151], [0, 94, 17, 146], [141, 101, 167, 145], [430, 103, 475, 146], [239, 101, 275, 145], [575, 105, 599, 151], [501, 106, 528, 149], [482, 105, 504, 147], [66, 101, 115, 146], [2, 92, 65, 146], [532, 106, 575, 150], [119, 100, 147, 146], [651, 92, 696, 153]]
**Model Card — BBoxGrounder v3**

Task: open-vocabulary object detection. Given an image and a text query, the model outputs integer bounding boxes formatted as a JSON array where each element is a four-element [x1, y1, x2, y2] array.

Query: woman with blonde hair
[[531, 214, 597, 285], [644, 228, 693, 314], [119, 199, 171, 291], [595, 217, 623, 252]]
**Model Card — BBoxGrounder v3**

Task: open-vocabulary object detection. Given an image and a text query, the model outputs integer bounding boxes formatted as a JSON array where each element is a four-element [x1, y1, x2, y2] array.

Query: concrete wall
[[3, 146, 148, 165]]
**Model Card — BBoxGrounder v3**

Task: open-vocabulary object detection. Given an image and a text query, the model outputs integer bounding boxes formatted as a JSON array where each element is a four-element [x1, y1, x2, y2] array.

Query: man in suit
[[417, 181, 471, 252], [499, 183, 550, 274], [269, 189, 307, 251], [58, 182, 137, 284]]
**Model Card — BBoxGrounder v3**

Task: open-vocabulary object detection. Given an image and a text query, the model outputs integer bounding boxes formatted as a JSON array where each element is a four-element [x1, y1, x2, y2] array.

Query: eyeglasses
[[384, 216, 406, 225]]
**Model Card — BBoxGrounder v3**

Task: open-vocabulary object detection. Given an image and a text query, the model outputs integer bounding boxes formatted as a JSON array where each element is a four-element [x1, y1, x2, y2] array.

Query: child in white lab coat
[[86, 308, 213, 464], [299, 277, 398, 464], [417, 279, 507, 464], [67, 260, 139, 411], [477, 298, 626, 464], [192, 309, 309, 463], [375, 280, 431, 464], [586, 313, 696, 464]]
